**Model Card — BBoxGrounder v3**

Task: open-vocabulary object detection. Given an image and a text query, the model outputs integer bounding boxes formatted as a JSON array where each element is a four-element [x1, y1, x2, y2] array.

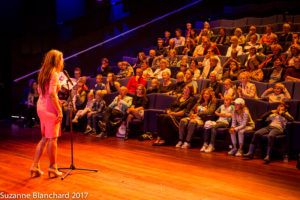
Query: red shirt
[[126, 76, 147, 94]]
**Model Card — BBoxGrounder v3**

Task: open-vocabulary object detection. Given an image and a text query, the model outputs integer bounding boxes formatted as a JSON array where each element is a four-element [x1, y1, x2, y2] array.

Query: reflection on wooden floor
[[0, 122, 300, 200]]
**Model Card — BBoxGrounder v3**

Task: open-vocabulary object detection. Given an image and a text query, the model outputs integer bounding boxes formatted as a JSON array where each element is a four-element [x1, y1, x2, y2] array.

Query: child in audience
[[147, 78, 160, 94], [261, 83, 291, 103], [201, 95, 234, 152], [72, 91, 95, 124], [228, 98, 255, 156], [219, 79, 236, 99], [93, 74, 106, 92], [85, 90, 107, 135], [244, 103, 294, 163], [237, 71, 258, 99]]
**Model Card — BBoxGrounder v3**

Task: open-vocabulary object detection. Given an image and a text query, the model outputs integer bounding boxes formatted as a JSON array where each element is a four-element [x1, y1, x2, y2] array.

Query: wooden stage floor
[[0, 121, 300, 200]]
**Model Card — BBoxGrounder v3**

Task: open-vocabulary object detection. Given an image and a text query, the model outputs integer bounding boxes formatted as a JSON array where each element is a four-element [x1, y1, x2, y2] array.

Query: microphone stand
[[59, 78, 98, 180]]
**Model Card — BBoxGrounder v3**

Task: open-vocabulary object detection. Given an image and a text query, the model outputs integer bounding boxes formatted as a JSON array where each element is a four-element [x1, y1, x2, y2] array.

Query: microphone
[[63, 70, 74, 86]]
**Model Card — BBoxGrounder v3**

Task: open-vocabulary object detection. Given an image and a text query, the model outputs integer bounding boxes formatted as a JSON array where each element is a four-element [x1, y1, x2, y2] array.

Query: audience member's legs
[[178, 118, 189, 142]]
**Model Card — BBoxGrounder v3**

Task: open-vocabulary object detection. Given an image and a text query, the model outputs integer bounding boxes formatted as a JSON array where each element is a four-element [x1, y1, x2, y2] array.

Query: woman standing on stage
[[30, 49, 64, 178]]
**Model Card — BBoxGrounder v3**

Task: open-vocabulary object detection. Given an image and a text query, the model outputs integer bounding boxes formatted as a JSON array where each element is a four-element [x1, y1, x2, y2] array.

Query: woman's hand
[[56, 111, 63, 123]]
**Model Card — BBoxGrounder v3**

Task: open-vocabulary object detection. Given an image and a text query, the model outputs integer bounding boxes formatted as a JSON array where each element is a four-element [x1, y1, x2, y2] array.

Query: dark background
[[0, 0, 299, 118]]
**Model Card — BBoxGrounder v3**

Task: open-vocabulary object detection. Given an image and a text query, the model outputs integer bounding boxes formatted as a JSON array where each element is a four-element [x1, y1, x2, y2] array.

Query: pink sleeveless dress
[[37, 72, 61, 138]]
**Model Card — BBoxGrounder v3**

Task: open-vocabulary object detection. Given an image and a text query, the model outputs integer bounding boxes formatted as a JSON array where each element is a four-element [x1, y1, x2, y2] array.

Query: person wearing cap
[[228, 98, 255, 156], [244, 103, 294, 163]]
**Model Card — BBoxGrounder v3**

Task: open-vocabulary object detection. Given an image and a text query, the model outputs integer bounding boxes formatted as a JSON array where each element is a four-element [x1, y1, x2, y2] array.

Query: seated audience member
[[153, 59, 171, 79], [100, 86, 132, 137], [185, 22, 193, 37], [226, 36, 244, 57], [244, 46, 260, 67], [234, 28, 246, 45], [261, 83, 291, 103], [126, 68, 147, 95], [259, 44, 283, 68], [24, 80, 39, 127], [246, 58, 264, 82], [193, 36, 210, 57], [83, 91, 106, 135], [159, 71, 174, 93], [228, 98, 255, 156], [147, 49, 157, 67], [167, 49, 179, 67], [245, 25, 260, 43], [156, 38, 168, 57], [244, 103, 294, 163], [126, 85, 149, 138], [179, 63, 188, 74], [198, 21, 213, 40], [286, 44, 300, 67], [182, 37, 196, 56], [190, 59, 201, 80], [105, 73, 121, 94], [219, 79, 236, 99], [163, 30, 171, 47], [201, 95, 234, 152], [117, 61, 134, 79], [268, 57, 286, 83], [93, 74, 106, 92], [176, 88, 217, 148], [153, 85, 195, 146], [173, 28, 185, 47], [260, 25, 277, 46], [167, 38, 176, 53], [214, 28, 230, 45], [146, 78, 160, 94], [223, 60, 241, 81], [176, 55, 190, 68], [141, 61, 154, 79], [184, 69, 198, 94], [189, 29, 198, 41], [237, 71, 258, 99], [169, 72, 185, 96], [97, 58, 112, 77], [65, 79, 87, 129], [285, 56, 300, 81], [291, 33, 300, 45], [206, 71, 222, 98], [200, 56, 222, 80], [278, 23, 293, 51], [72, 91, 95, 124], [134, 52, 147, 69], [244, 34, 263, 53], [71, 67, 82, 83]]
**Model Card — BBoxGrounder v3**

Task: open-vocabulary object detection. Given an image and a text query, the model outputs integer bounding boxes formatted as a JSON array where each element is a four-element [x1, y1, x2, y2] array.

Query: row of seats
[[101, 91, 300, 156], [86, 75, 300, 100], [197, 14, 300, 29]]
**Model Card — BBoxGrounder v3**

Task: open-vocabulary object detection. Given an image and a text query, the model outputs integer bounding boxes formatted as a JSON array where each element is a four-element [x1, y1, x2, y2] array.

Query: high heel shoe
[[30, 165, 44, 177], [48, 167, 63, 178]]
